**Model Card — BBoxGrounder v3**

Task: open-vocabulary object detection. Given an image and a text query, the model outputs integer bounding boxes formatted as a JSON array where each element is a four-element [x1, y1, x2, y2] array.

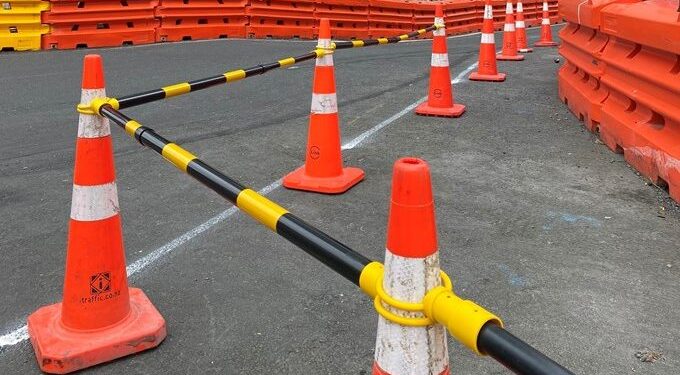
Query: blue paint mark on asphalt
[[497, 264, 528, 287], [543, 211, 603, 230]]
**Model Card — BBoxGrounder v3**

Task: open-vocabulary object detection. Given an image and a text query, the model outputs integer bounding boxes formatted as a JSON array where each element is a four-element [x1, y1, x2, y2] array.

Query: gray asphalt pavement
[[1, 26, 679, 374]]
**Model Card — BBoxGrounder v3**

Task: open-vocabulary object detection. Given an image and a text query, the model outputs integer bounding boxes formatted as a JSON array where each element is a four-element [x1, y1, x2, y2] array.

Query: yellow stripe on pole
[[236, 189, 289, 231], [225, 69, 247, 82], [377, 38, 389, 44], [399, 34, 409, 40], [351, 40, 365, 47], [278, 57, 296, 67], [161, 143, 197, 172], [124, 120, 142, 137], [163, 83, 191, 98]]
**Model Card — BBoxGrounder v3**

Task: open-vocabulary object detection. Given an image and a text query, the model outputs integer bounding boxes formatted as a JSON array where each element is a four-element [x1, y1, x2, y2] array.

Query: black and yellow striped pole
[[89, 25, 440, 111], [94, 102, 572, 375]]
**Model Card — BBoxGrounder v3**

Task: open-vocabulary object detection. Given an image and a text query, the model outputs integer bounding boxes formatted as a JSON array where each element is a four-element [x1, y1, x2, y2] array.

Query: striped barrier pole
[[82, 25, 440, 112], [84, 95, 574, 374]]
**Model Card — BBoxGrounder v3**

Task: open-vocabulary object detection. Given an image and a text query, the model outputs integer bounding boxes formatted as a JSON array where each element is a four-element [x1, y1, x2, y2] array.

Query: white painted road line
[[0, 52, 480, 352]]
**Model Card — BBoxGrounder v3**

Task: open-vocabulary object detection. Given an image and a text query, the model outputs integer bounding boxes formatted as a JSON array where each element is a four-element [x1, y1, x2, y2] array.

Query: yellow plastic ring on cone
[[373, 271, 452, 327]]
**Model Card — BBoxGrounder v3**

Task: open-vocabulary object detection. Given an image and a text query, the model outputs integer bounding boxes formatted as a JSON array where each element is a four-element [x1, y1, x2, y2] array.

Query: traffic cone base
[[283, 165, 364, 194], [415, 102, 466, 118], [27, 288, 166, 374], [535, 41, 558, 47], [469, 71, 506, 82], [497, 54, 525, 61]]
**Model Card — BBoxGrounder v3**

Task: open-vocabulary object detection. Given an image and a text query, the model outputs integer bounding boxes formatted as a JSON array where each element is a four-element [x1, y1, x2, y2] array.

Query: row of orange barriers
[[2, 0, 560, 51], [558, 0, 680, 202]]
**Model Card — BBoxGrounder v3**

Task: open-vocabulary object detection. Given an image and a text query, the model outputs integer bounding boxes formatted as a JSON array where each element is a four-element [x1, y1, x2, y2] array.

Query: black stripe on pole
[[292, 51, 319, 63], [363, 39, 379, 46], [186, 159, 245, 203], [137, 128, 171, 154], [477, 323, 574, 375], [100, 104, 130, 124], [188, 75, 228, 91], [116, 89, 166, 109], [332, 41, 354, 49], [275, 213, 371, 285], [387, 36, 401, 43]]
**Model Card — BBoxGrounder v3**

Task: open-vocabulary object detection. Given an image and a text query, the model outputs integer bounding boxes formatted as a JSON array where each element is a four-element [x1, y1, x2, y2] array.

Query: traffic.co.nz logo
[[90, 272, 111, 295]]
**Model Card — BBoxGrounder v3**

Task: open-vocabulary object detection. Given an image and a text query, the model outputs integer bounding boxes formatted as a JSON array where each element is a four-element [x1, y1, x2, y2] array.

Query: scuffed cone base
[[27, 288, 166, 374], [283, 166, 364, 194], [469, 72, 507, 82], [415, 102, 466, 118], [534, 41, 559, 47], [497, 54, 525, 61]]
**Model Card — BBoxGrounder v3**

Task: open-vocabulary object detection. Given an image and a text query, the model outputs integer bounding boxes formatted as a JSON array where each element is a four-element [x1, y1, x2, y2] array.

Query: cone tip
[[318, 18, 331, 39], [386, 157, 437, 258], [391, 157, 433, 207], [435, 4, 444, 17], [82, 54, 105, 89]]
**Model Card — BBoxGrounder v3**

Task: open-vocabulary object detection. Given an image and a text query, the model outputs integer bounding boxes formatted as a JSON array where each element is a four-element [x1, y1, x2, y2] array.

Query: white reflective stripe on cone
[[430, 53, 449, 67], [433, 18, 445, 36], [70, 182, 120, 221], [316, 38, 334, 67], [484, 5, 493, 19], [543, 2, 549, 11], [374, 251, 448, 375], [504, 23, 516, 32], [505, 2, 513, 13], [310, 93, 338, 114], [481, 33, 495, 44], [517, 2, 524, 12], [78, 88, 111, 139], [516, 20, 526, 28], [542, 18, 551, 25]]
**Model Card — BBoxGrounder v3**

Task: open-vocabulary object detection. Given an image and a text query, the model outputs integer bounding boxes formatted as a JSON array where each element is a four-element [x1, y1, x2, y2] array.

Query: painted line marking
[[0, 45, 482, 352]]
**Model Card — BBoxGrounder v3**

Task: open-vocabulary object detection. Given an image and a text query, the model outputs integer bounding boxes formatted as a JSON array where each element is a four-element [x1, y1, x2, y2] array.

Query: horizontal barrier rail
[[96, 102, 573, 375], [92, 25, 439, 110]]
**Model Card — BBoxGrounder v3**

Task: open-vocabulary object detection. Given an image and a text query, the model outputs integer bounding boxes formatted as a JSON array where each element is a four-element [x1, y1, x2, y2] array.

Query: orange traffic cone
[[515, 0, 533, 53], [469, 0, 506, 82], [372, 157, 449, 375], [415, 4, 465, 118], [282, 19, 364, 194], [497, 1, 524, 61], [27, 55, 166, 374], [534, 1, 558, 47]]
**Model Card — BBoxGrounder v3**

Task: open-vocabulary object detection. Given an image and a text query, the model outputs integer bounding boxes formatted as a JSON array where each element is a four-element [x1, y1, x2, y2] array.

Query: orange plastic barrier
[[557, 22, 609, 131], [155, 0, 247, 42], [368, 0, 414, 38], [247, 0, 316, 39], [558, 0, 680, 202], [410, 0, 481, 36], [314, 0, 369, 39], [42, 0, 157, 49]]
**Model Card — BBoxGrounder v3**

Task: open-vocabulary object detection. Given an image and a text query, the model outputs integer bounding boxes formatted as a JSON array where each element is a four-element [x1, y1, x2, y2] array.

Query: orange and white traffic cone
[[415, 4, 465, 118], [515, 0, 533, 53], [534, 1, 558, 47], [497, 1, 524, 61], [282, 18, 364, 194], [469, 0, 506, 82], [27, 55, 166, 374], [372, 157, 449, 375]]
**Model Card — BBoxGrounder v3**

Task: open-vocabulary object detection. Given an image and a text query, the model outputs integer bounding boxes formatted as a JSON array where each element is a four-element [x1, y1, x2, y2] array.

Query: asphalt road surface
[[1, 26, 678, 374]]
